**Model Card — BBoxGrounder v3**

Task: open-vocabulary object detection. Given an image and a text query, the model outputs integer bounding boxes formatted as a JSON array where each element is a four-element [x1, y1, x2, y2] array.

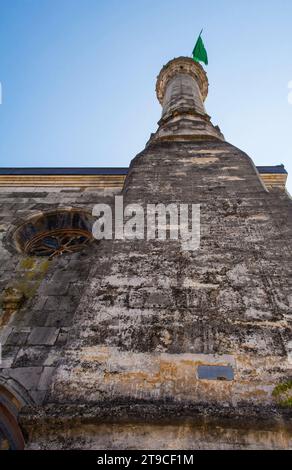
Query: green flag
[[192, 31, 208, 65]]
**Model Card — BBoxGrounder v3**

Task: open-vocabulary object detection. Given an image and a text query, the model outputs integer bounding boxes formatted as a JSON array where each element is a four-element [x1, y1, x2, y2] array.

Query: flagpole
[[191, 29, 203, 57]]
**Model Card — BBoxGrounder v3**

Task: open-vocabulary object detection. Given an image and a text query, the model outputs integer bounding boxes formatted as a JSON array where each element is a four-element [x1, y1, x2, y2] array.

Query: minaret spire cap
[[156, 56, 209, 105]]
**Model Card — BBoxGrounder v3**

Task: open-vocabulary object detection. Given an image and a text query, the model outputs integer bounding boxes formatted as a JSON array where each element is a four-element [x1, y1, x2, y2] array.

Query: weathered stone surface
[[38, 367, 55, 391], [28, 328, 59, 346], [0, 185, 119, 449], [8, 367, 43, 390], [1, 57, 292, 449], [23, 420, 292, 450]]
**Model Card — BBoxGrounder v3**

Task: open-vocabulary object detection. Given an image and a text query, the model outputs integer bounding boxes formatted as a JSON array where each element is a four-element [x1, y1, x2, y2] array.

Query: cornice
[[0, 174, 126, 188], [156, 57, 209, 105]]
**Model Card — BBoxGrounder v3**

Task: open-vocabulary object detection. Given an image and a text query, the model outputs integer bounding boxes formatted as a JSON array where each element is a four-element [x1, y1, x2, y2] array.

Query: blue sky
[[0, 0, 292, 190]]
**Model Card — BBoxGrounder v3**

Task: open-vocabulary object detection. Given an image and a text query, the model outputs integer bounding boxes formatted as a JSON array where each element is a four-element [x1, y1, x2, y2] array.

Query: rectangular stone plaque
[[197, 365, 234, 381]]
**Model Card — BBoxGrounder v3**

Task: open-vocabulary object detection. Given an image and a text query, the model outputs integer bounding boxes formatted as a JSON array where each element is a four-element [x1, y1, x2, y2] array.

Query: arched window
[[10, 208, 94, 259]]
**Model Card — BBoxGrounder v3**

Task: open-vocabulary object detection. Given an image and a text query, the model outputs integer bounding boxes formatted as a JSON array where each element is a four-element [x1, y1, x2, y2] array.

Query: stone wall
[[1, 56, 292, 449], [0, 186, 119, 448], [19, 139, 292, 449]]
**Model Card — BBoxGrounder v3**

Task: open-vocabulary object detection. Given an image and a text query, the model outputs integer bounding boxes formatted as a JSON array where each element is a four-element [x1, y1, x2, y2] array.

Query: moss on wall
[[0, 256, 51, 322], [272, 380, 292, 407]]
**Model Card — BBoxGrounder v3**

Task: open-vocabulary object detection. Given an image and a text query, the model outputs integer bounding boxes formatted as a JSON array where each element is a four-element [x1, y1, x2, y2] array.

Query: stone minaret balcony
[[150, 57, 224, 143]]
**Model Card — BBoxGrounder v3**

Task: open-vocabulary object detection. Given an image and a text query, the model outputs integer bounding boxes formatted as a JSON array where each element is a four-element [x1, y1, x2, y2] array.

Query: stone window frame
[[3, 207, 95, 259]]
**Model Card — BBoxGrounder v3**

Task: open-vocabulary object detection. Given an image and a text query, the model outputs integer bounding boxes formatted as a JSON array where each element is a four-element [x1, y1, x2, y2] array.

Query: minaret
[[20, 56, 292, 450], [150, 57, 224, 143]]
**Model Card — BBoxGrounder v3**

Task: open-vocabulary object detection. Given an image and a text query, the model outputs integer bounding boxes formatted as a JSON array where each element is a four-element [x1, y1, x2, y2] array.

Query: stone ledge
[[19, 401, 292, 429]]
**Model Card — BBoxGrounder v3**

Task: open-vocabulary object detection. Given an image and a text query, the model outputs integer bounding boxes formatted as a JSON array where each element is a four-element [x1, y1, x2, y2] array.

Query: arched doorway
[[0, 384, 25, 450]]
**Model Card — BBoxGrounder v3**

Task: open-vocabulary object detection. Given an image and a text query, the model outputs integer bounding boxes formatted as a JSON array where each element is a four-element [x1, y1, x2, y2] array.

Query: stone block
[[38, 281, 69, 296], [29, 390, 47, 405], [28, 327, 59, 346], [14, 346, 52, 367], [44, 296, 75, 312], [0, 345, 17, 369], [43, 309, 73, 327], [54, 328, 69, 346], [8, 366, 42, 390], [0, 326, 13, 346], [38, 367, 55, 391], [6, 331, 29, 346]]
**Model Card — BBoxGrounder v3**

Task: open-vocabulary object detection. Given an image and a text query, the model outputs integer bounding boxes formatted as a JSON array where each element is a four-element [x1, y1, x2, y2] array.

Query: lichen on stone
[[20, 257, 37, 270], [272, 380, 292, 407]]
